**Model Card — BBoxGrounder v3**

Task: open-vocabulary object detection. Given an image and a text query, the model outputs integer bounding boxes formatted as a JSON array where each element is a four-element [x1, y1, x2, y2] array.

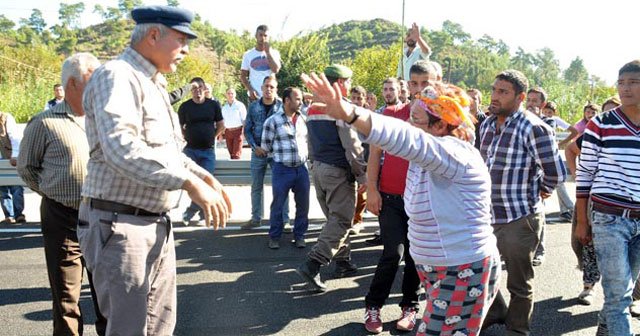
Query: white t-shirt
[[241, 48, 281, 98], [221, 100, 247, 128], [551, 116, 571, 130]]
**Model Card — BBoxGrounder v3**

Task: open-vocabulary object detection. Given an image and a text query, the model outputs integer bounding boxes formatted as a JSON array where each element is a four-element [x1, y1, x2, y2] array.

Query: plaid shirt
[[17, 101, 88, 209], [479, 109, 566, 224], [82, 47, 208, 212], [261, 110, 308, 167]]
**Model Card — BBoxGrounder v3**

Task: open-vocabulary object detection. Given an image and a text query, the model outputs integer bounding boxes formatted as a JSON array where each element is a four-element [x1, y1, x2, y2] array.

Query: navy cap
[[131, 5, 198, 39]]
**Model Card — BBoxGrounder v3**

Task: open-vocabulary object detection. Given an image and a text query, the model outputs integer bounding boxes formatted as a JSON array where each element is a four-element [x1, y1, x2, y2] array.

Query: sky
[[1, 0, 638, 85]]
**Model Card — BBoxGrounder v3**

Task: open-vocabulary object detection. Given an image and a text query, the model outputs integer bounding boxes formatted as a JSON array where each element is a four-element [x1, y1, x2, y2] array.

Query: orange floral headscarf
[[415, 86, 473, 128]]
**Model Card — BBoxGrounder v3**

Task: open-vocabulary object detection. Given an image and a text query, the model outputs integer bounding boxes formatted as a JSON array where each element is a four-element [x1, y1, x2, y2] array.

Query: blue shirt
[[244, 98, 283, 149]]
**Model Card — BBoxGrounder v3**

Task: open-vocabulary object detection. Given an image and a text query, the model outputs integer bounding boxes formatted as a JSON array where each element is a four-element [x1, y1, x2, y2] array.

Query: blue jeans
[[250, 152, 289, 224], [591, 210, 640, 336], [269, 162, 309, 240], [183, 147, 216, 218], [0, 185, 24, 218]]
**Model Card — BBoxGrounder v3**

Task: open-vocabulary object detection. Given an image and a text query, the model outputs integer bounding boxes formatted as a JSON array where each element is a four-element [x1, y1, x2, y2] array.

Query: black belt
[[592, 202, 640, 219], [381, 192, 403, 201], [87, 198, 166, 217]]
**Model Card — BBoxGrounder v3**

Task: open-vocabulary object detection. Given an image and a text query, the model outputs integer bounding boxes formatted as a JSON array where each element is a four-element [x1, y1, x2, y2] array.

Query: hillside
[[316, 18, 404, 61]]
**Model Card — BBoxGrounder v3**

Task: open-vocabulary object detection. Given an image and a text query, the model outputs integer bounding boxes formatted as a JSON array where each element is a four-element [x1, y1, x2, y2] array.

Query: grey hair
[[130, 23, 168, 45], [429, 61, 443, 79], [61, 53, 101, 88]]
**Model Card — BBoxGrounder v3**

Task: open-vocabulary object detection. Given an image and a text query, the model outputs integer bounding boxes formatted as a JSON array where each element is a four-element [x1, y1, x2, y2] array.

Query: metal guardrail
[[213, 160, 270, 185], [0, 131, 571, 187], [0, 160, 25, 186], [0, 159, 265, 187]]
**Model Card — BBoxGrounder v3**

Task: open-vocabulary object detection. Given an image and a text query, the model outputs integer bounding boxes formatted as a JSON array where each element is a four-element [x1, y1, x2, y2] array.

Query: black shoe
[[333, 260, 357, 278], [560, 211, 573, 222], [296, 260, 326, 292], [241, 220, 261, 230], [481, 317, 506, 331], [365, 235, 382, 246]]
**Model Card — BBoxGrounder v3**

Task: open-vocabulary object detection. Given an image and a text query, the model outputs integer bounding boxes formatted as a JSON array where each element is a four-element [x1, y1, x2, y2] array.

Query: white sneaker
[[577, 286, 594, 305]]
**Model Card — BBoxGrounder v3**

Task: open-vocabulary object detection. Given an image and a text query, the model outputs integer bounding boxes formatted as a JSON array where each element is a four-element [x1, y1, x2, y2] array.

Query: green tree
[[563, 57, 589, 84], [167, 0, 180, 6], [533, 47, 560, 85], [0, 15, 15, 33], [118, 0, 143, 19], [348, 43, 401, 98], [19, 9, 46, 34], [275, 33, 331, 95], [442, 20, 470, 44], [59, 2, 86, 29]]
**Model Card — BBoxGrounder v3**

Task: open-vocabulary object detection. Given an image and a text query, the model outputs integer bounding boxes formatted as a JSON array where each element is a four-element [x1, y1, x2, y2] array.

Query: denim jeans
[[556, 182, 574, 214], [183, 147, 216, 218], [0, 185, 24, 218], [591, 210, 640, 336], [250, 152, 289, 224], [268, 162, 309, 240]]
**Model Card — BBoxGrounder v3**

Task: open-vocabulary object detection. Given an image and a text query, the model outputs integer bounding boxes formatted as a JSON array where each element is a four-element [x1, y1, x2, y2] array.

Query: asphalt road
[[1, 180, 640, 335]]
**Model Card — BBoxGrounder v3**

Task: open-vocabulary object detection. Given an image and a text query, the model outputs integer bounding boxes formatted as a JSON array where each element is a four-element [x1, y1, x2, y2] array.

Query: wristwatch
[[347, 106, 360, 125]]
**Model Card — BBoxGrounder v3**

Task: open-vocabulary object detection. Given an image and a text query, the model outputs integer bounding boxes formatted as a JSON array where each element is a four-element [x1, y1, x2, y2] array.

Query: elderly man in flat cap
[[295, 64, 367, 292], [77, 5, 231, 335]]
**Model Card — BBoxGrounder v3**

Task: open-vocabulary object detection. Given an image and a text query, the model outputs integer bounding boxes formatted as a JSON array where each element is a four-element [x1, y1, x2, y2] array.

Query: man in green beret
[[295, 64, 367, 292]]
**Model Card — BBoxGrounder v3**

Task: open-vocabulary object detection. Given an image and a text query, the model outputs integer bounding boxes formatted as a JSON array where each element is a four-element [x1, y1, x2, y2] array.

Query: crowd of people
[[1, 4, 639, 336]]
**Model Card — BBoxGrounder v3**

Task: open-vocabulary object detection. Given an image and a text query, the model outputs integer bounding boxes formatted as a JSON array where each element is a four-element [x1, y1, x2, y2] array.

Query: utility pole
[[400, 0, 406, 78]]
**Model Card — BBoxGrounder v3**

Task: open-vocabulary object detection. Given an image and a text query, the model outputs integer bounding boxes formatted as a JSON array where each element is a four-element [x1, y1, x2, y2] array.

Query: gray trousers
[[485, 212, 543, 336], [77, 202, 176, 336], [308, 162, 356, 265]]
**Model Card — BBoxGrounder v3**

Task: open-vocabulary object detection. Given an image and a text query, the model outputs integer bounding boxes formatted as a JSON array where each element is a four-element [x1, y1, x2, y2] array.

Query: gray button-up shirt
[[82, 47, 208, 212]]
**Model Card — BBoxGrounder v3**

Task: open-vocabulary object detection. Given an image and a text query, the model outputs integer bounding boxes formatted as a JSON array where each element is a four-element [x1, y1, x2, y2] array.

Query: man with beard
[[480, 70, 566, 335], [376, 77, 403, 114], [397, 23, 431, 81]]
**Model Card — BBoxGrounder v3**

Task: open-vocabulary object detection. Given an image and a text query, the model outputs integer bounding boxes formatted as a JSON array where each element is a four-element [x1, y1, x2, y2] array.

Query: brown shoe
[[15, 215, 26, 223], [1, 217, 16, 225]]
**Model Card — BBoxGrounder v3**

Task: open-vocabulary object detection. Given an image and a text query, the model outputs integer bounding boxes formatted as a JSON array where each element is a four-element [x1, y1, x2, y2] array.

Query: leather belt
[[86, 198, 166, 217], [592, 202, 640, 219], [380, 192, 403, 201]]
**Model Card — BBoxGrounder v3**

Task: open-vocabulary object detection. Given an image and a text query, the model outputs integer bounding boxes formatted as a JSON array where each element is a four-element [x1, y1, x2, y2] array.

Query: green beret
[[324, 64, 353, 79]]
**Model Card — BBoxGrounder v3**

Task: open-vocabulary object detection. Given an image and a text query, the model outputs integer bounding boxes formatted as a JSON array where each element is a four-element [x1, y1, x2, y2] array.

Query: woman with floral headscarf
[[302, 73, 500, 336]]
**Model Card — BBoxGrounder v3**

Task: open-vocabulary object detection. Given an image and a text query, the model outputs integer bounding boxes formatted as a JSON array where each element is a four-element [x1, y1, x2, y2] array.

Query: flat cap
[[324, 64, 353, 79], [131, 5, 198, 39]]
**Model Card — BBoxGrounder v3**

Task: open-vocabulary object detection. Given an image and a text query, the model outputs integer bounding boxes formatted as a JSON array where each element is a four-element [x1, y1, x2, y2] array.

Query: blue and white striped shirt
[[479, 109, 566, 224]]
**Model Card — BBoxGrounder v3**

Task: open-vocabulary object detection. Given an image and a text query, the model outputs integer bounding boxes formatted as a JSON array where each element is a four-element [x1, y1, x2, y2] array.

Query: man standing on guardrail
[[17, 53, 106, 336], [0, 110, 24, 225]]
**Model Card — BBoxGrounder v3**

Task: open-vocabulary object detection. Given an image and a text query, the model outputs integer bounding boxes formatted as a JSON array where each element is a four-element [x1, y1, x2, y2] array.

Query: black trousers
[[365, 193, 421, 309], [41, 196, 106, 336]]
